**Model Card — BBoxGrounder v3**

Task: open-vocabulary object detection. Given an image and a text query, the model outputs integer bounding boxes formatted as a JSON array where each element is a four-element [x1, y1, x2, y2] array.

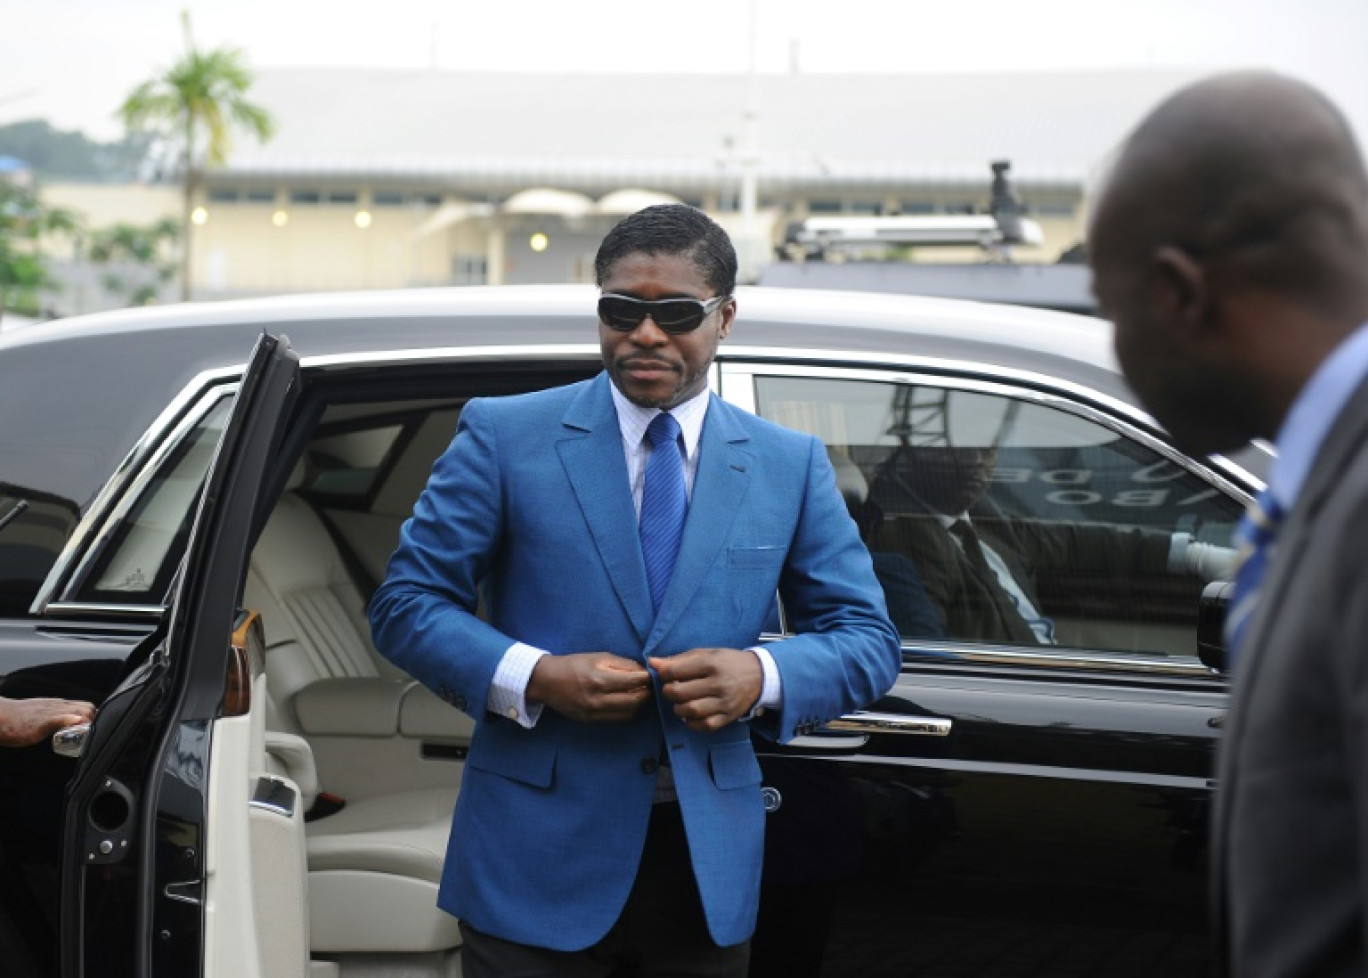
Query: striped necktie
[[1224, 489, 1285, 663], [640, 412, 686, 613]]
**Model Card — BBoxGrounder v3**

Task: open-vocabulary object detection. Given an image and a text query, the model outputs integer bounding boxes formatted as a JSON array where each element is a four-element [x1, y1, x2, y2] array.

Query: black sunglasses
[[597, 293, 730, 334]]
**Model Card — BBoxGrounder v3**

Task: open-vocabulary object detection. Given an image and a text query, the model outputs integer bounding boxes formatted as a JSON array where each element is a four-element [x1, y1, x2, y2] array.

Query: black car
[[0, 285, 1265, 977]]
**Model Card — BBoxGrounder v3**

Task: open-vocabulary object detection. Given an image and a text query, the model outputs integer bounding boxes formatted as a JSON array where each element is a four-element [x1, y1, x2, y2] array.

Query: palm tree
[[119, 12, 274, 301]]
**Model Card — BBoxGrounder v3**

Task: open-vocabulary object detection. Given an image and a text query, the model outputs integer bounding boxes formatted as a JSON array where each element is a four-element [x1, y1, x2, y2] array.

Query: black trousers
[[459, 802, 751, 978]]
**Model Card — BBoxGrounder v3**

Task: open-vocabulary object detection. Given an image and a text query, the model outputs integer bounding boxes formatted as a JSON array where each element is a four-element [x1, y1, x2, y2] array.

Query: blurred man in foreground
[[1090, 71, 1368, 976]]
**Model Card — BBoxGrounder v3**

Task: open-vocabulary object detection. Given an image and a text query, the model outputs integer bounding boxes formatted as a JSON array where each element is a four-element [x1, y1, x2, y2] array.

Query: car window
[[72, 397, 233, 605], [0, 490, 81, 617], [302, 424, 405, 504], [754, 374, 1244, 658]]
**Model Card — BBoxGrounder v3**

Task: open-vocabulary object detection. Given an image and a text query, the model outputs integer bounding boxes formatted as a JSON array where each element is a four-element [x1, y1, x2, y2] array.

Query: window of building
[[373, 192, 405, 207], [290, 191, 322, 205], [207, 189, 239, 203], [807, 200, 842, 214], [453, 255, 487, 286], [242, 189, 275, 205], [325, 191, 358, 206]]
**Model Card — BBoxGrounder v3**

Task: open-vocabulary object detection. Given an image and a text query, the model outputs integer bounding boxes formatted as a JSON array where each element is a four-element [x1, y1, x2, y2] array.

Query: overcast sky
[[6, 0, 1368, 143]]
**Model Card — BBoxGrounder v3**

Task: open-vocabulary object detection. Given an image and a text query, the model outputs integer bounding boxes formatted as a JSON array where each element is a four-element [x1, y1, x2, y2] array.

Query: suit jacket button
[[640, 757, 659, 775]]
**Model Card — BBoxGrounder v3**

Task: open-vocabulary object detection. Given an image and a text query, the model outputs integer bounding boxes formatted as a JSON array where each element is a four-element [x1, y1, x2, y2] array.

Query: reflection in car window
[[756, 376, 1243, 658], [74, 398, 233, 604]]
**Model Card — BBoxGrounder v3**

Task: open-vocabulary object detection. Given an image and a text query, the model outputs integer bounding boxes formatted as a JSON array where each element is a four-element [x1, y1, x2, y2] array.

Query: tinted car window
[[303, 424, 405, 504], [72, 398, 232, 605], [0, 490, 80, 616], [755, 375, 1243, 656]]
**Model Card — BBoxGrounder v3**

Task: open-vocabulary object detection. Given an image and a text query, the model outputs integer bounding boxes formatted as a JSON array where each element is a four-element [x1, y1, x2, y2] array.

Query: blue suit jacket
[[369, 373, 900, 950]]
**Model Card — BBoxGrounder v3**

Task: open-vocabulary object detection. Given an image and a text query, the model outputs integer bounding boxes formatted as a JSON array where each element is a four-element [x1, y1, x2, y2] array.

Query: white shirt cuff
[[488, 642, 547, 729], [746, 646, 782, 718]]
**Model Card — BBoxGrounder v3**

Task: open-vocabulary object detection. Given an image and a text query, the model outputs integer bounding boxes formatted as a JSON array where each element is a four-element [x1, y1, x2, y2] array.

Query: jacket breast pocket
[[729, 545, 785, 570]]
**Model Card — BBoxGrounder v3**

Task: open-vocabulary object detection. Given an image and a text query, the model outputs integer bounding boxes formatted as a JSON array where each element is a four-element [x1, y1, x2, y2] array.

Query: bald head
[[1089, 73, 1368, 454], [1092, 71, 1368, 317]]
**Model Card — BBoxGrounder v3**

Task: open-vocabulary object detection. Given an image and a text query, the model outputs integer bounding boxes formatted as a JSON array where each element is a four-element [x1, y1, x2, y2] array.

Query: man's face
[[897, 446, 997, 515], [1091, 239, 1254, 456], [598, 251, 734, 410]]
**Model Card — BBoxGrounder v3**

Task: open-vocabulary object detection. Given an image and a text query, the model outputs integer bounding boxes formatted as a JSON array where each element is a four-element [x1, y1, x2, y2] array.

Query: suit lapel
[[1226, 374, 1368, 715], [557, 375, 653, 645], [1213, 372, 1368, 938], [647, 398, 753, 652]]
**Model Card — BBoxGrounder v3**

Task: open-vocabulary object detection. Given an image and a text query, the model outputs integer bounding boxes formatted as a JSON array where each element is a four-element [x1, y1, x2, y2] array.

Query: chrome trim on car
[[827, 711, 953, 736], [300, 342, 602, 372], [906, 644, 1220, 678], [42, 602, 167, 621]]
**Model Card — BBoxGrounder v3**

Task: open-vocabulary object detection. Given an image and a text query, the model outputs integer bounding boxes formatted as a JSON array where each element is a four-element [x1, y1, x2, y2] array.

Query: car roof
[[0, 284, 1133, 515], [1, 282, 1122, 388]]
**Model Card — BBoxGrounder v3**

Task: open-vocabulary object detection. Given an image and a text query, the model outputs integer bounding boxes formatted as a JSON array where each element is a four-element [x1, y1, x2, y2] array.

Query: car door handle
[[825, 711, 952, 736], [52, 722, 92, 758]]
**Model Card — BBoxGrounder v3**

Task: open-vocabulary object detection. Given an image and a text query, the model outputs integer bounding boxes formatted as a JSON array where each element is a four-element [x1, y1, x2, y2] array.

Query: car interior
[[230, 367, 594, 977]]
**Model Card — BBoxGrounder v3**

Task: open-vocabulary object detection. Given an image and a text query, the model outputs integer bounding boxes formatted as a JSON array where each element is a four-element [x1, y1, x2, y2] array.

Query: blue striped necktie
[[640, 412, 686, 613], [1224, 488, 1285, 663]]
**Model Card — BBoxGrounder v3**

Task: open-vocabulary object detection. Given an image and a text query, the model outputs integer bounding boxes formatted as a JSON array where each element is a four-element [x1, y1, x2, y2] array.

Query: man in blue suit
[[370, 204, 900, 976]]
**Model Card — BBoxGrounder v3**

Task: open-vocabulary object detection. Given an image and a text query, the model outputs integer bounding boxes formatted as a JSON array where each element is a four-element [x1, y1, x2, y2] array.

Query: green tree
[[118, 11, 274, 301], [88, 218, 180, 307], [0, 179, 80, 318], [0, 120, 154, 183]]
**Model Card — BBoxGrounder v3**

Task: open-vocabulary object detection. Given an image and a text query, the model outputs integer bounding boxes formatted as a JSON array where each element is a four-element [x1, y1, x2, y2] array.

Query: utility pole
[[738, 0, 762, 283]]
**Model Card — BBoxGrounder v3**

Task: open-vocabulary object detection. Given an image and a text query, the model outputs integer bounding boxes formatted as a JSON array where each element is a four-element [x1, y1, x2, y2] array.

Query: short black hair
[[594, 204, 737, 297]]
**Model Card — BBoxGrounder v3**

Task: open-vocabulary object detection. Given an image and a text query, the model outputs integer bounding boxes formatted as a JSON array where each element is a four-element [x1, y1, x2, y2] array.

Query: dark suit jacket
[[866, 474, 1172, 644], [1214, 376, 1368, 976], [369, 374, 900, 951]]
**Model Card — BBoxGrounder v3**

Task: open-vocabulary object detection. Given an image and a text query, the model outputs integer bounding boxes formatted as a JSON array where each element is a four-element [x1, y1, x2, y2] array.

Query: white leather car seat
[[243, 464, 464, 956], [243, 465, 412, 733]]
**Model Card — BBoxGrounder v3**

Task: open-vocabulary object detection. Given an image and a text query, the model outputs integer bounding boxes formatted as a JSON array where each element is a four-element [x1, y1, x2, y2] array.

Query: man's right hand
[[526, 654, 652, 723]]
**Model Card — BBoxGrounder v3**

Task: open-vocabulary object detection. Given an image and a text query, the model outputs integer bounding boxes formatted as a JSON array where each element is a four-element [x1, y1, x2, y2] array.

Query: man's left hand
[[649, 648, 762, 733]]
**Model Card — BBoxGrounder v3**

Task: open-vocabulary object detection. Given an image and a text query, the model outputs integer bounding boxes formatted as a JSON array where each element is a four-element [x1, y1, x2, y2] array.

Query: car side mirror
[[1197, 580, 1233, 673]]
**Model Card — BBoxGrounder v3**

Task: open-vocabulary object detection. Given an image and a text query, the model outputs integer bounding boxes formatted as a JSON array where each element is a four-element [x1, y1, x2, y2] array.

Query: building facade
[[39, 67, 1202, 311]]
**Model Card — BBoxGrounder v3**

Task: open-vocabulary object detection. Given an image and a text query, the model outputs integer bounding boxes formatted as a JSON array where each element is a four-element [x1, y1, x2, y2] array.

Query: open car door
[[60, 333, 299, 978]]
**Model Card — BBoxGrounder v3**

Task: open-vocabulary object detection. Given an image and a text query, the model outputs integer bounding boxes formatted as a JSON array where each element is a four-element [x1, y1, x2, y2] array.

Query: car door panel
[[755, 661, 1223, 976], [731, 362, 1234, 977], [59, 333, 299, 978]]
